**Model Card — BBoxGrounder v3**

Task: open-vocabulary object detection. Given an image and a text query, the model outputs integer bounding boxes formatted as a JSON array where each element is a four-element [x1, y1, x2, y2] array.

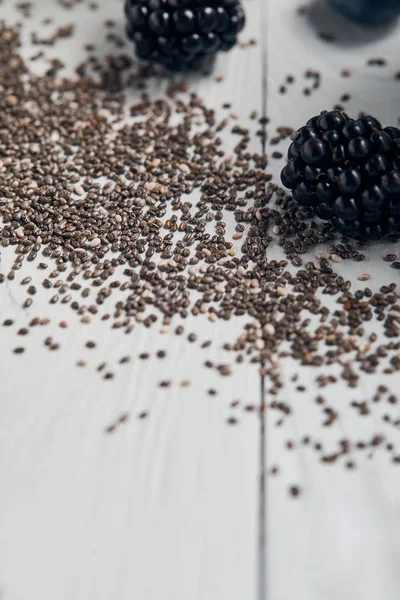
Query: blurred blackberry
[[125, 0, 245, 72], [280, 110, 400, 241]]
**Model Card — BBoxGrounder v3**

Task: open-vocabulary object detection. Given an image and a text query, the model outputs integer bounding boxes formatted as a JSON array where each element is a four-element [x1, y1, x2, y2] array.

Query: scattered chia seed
[[367, 58, 387, 67], [119, 355, 131, 364], [0, 19, 398, 501], [289, 485, 301, 498]]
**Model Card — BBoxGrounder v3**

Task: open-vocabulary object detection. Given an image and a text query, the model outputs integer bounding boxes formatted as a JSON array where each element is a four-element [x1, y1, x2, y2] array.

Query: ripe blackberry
[[281, 110, 400, 240], [124, 0, 245, 72]]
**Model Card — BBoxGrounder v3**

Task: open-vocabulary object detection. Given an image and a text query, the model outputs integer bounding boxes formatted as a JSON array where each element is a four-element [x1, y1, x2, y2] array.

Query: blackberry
[[124, 0, 245, 72], [281, 110, 400, 241]]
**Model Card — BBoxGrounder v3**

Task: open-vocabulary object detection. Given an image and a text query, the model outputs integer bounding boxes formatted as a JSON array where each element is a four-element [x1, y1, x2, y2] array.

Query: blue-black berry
[[125, 0, 245, 71], [280, 110, 400, 241]]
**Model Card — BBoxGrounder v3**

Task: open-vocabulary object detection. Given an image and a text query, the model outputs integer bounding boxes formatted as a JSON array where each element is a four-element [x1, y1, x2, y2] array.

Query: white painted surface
[[0, 0, 400, 599], [0, 1, 264, 600], [267, 2, 400, 599]]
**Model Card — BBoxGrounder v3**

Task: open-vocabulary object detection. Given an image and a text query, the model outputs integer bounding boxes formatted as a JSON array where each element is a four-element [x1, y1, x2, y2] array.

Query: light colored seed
[[264, 324, 275, 336], [10, 57, 21, 69], [229, 247, 237, 256], [7, 95, 17, 106], [232, 232, 243, 240], [358, 273, 370, 281], [179, 163, 190, 173], [330, 254, 342, 263], [276, 286, 286, 297], [272, 226, 280, 235], [89, 237, 101, 248], [338, 355, 349, 365], [181, 379, 191, 387], [74, 184, 84, 196], [208, 313, 217, 322]]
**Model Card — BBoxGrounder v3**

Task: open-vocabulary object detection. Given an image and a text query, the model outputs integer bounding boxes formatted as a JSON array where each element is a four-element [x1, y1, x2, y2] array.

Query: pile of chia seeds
[[1, 3, 400, 498]]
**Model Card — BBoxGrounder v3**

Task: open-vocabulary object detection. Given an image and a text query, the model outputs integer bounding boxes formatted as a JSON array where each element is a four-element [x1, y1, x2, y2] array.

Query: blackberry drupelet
[[125, 0, 245, 72], [281, 110, 400, 241]]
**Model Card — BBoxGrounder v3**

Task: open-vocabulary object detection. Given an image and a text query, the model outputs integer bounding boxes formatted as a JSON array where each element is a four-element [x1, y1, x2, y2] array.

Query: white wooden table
[[0, 1, 399, 599]]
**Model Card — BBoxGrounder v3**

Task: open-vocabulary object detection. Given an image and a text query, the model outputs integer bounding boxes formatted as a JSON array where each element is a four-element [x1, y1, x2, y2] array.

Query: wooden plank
[[0, 1, 265, 599], [265, 1, 400, 598]]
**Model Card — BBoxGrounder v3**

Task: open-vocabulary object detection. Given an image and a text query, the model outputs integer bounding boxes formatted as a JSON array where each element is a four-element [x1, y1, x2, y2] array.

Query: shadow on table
[[304, 0, 398, 47]]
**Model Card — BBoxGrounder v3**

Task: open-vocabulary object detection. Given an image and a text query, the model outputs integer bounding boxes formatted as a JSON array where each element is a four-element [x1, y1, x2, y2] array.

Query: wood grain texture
[[0, 1, 265, 600]]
